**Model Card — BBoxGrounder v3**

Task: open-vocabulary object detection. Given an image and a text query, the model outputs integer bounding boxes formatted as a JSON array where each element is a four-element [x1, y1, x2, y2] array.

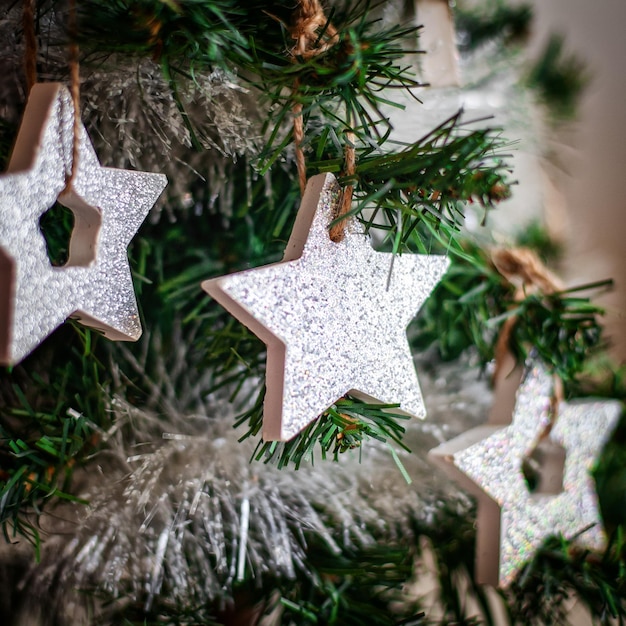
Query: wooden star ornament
[[429, 360, 621, 587], [203, 173, 449, 440], [0, 83, 167, 365]]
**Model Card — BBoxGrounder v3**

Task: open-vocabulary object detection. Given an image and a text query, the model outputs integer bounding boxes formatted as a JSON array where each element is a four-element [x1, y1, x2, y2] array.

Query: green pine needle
[[236, 390, 412, 479], [413, 240, 611, 391], [455, 2, 533, 51]]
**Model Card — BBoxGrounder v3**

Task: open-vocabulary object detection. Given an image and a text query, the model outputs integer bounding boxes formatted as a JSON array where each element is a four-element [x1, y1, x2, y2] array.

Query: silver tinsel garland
[[15, 350, 489, 624], [80, 61, 264, 222]]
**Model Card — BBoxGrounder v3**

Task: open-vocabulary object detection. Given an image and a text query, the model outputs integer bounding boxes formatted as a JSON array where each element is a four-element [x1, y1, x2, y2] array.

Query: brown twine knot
[[289, 0, 339, 60], [491, 247, 564, 299], [270, 1, 353, 240], [329, 129, 355, 243], [63, 0, 81, 192], [491, 246, 565, 428], [287, 1, 356, 240], [23, 0, 80, 191], [23, 0, 37, 93]]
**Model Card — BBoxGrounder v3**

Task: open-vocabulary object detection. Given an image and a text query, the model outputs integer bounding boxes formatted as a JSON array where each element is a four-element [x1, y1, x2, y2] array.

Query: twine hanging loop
[[22, 0, 81, 191], [23, 0, 37, 92], [288, 1, 339, 197], [63, 0, 81, 192], [287, 1, 356, 241], [491, 246, 565, 427], [491, 247, 564, 300], [329, 129, 355, 243], [289, 0, 339, 60]]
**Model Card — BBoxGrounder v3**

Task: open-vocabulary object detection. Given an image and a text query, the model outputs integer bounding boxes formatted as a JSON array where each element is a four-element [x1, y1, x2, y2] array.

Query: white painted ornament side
[[415, 0, 460, 87], [203, 173, 449, 441], [0, 84, 167, 364]]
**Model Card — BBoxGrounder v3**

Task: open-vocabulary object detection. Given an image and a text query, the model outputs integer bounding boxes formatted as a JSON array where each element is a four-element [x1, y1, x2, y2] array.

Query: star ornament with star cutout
[[429, 360, 621, 587], [202, 173, 449, 441], [0, 83, 167, 365]]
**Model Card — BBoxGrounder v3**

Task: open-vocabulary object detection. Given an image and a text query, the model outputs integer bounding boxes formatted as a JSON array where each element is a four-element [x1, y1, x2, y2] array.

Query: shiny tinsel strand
[[23, 419, 415, 621], [15, 347, 489, 624], [80, 62, 264, 221]]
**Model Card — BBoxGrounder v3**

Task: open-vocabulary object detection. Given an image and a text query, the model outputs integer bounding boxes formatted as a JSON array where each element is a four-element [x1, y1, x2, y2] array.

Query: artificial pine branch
[[527, 34, 590, 120], [347, 111, 512, 241], [274, 540, 424, 625], [0, 3, 623, 623], [0, 326, 107, 553], [0, 0, 590, 554], [76, 0, 250, 65], [74, 0, 513, 240], [238, 391, 413, 480], [413, 240, 612, 393]]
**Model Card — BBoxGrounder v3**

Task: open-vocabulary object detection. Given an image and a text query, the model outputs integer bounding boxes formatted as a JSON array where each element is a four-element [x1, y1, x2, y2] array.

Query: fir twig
[[455, 2, 533, 51], [274, 539, 423, 626], [0, 327, 107, 553], [236, 392, 413, 481], [527, 34, 589, 120], [347, 111, 512, 246], [413, 241, 611, 390]]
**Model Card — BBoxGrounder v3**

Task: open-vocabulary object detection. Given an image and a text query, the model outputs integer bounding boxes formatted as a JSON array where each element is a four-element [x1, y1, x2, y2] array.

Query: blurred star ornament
[[0, 83, 167, 364], [429, 360, 621, 587], [203, 173, 449, 440]]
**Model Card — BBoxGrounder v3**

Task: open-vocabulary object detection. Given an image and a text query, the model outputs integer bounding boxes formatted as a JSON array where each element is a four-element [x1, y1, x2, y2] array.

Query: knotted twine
[[23, 0, 37, 93], [65, 0, 81, 191], [23, 0, 81, 191], [491, 246, 565, 431], [288, 0, 354, 242]]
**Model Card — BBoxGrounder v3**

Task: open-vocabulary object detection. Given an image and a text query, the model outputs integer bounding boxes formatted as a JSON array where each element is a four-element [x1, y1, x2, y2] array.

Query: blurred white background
[[525, 0, 626, 361]]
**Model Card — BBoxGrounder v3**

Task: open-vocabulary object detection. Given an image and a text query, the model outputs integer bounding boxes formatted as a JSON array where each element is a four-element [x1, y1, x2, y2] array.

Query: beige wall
[[525, 0, 626, 361]]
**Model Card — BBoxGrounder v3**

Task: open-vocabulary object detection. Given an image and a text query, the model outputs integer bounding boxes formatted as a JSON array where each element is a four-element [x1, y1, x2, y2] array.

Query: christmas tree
[[0, 1, 624, 624]]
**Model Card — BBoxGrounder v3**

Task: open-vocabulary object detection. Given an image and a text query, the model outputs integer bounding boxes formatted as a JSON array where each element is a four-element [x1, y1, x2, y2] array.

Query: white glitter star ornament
[[202, 173, 449, 441], [429, 360, 621, 587], [0, 83, 167, 365]]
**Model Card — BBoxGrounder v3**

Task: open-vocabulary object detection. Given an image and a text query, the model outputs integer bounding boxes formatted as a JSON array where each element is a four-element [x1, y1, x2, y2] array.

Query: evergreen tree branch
[[236, 390, 413, 481], [0, 326, 108, 553], [413, 240, 612, 392]]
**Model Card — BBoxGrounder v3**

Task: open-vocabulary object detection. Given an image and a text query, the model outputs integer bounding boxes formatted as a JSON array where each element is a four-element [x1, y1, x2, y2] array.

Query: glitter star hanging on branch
[[203, 173, 449, 440], [0, 83, 167, 365], [429, 360, 621, 587]]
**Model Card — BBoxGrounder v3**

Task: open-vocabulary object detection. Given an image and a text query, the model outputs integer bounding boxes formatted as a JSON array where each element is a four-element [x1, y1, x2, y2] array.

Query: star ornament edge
[[203, 172, 449, 441], [0, 82, 167, 365], [429, 360, 621, 587]]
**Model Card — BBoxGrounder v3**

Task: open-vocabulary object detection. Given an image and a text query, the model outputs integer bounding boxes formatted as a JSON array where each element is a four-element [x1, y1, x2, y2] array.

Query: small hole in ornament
[[39, 202, 74, 266], [38, 196, 101, 268], [521, 439, 566, 495]]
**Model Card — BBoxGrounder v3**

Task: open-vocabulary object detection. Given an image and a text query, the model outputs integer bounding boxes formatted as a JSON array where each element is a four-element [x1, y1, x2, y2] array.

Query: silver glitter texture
[[431, 360, 621, 587], [0, 84, 167, 364], [203, 173, 449, 440]]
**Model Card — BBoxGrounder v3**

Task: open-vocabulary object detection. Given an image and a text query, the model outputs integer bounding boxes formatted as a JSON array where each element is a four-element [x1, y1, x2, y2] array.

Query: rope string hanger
[[23, 0, 37, 93], [287, 0, 355, 243], [22, 0, 81, 192], [64, 0, 81, 192], [491, 245, 565, 385], [490, 246, 566, 487]]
